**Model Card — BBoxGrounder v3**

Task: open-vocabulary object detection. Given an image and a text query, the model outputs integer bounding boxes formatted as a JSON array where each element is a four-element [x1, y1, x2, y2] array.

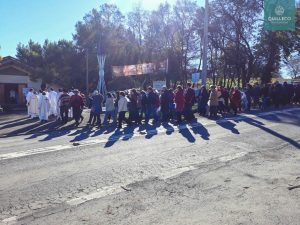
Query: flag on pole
[[264, 0, 296, 31]]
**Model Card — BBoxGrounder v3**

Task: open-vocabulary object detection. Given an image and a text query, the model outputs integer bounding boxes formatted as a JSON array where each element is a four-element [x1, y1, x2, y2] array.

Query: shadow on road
[[243, 117, 300, 150], [104, 125, 135, 148], [0, 116, 31, 126], [0, 118, 39, 131], [178, 124, 196, 143], [144, 123, 160, 139], [216, 120, 240, 135], [256, 111, 300, 126], [1, 108, 299, 150], [162, 122, 175, 135], [69, 128, 95, 143], [190, 121, 210, 140]]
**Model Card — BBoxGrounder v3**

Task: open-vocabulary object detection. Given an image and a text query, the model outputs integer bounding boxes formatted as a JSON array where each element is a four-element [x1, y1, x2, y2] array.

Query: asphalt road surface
[[1, 108, 300, 225]]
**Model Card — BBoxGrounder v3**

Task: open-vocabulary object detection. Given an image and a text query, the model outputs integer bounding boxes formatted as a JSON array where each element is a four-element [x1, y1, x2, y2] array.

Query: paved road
[[0, 108, 300, 225]]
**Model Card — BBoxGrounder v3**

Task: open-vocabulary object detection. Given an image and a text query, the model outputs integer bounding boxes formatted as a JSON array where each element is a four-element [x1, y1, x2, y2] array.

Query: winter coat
[[184, 87, 196, 105], [175, 90, 185, 112], [70, 95, 84, 109], [208, 89, 219, 106], [147, 91, 157, 106], [141, 94, 148, 108], [105, 97, 115, 112], [155, 93, 160, 108], [295, 85, 300, 98], [252, 86, 260, 98], [231, 90, 241, 107], [128, 93, 138, 111], [118, 96, 128, 113], [198, 89, 209, 105], [160, 91, 170, 112], [91, 94, 103, 115]]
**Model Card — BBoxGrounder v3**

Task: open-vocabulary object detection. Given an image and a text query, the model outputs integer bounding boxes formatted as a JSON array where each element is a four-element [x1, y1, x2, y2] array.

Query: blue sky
[[0, 0, 205, 57]]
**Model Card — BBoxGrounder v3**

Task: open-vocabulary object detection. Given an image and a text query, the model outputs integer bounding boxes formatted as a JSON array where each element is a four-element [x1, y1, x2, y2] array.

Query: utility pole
[[86, 49, 89, 94], [201, 0, 209, 86]]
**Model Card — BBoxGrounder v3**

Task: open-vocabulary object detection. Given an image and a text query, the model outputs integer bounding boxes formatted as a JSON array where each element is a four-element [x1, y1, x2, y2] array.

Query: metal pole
[[201, 0, 209, 86], [86, 49, 89, 94]]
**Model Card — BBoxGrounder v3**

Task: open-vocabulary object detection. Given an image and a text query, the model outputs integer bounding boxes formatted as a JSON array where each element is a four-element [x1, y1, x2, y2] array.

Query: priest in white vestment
[[38, 92, 51, 122], [56, 89, 63, 120], [68, 90, 74, 118], [26, 89, 39, 118], [26, 89, 34, 117], [48, 88, 58, 116]]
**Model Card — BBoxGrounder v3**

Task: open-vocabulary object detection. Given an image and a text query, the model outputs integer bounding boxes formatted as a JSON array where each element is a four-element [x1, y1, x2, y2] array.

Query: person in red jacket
[[175, 85, 185, 123], [230, 87, 241, 116], [70, 89, 84, 125]]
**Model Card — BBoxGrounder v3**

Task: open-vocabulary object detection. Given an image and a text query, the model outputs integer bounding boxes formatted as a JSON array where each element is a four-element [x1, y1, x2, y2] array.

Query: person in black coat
[[244, 83, 253, 111], [140, 91, 147, 121], [198, 86, 209, 116], [160, 86, 170, 122]]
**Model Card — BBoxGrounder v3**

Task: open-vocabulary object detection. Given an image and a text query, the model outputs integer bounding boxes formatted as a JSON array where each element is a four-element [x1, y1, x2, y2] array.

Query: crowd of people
[[25, 81, 300, 129], [26, 88, 86, 125]]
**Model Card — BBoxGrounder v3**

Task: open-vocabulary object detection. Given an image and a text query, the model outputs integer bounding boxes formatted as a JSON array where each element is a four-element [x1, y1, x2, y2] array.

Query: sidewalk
[[0, 106, 299, 138]]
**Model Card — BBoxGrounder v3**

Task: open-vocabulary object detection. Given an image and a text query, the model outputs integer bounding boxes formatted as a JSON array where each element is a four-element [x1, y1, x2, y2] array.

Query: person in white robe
[[26, 89, 34, 117], [38, 90, 43, 99], [32, 92, 39, 118], [38, 92, 51, 122], [42, 89, 50, 116], [68, 90, 74, 118], [37, 90, 42, 115], [56, 89, 63, 120], [26, 89, 39, 119], [48, 88, 58, 116]]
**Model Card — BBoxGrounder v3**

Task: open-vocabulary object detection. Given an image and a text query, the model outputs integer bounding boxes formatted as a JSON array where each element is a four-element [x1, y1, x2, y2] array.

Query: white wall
[[28, 78, 42, 90], [0, 75, 42, 89], [0, 75, 27, 84]]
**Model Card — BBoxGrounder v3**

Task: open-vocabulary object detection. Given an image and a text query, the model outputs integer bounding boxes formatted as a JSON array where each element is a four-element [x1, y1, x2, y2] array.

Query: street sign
[[264, 0, 296, 31], [192, 73, 200, 83], [153, 81, 166, 91]]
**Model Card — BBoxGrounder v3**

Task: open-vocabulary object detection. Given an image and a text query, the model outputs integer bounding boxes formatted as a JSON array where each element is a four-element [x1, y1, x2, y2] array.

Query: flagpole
[[166, 58, 169, 88], [202, 0, 209, 86], [86, 49, 89, 94]]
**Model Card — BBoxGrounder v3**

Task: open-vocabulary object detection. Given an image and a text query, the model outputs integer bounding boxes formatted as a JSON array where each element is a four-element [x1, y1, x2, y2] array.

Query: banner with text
[[112, 60, 168, 77], [264, 0, 296, 31]]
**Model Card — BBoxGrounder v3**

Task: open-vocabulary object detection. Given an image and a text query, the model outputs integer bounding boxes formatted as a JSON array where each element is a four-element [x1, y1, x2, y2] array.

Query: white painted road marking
[[0, 150, 248, 224], [1, 217, 17, 225]]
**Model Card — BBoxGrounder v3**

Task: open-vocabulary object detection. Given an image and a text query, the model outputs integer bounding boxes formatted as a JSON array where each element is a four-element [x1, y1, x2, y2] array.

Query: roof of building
[[0, 56, 34, 76]]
